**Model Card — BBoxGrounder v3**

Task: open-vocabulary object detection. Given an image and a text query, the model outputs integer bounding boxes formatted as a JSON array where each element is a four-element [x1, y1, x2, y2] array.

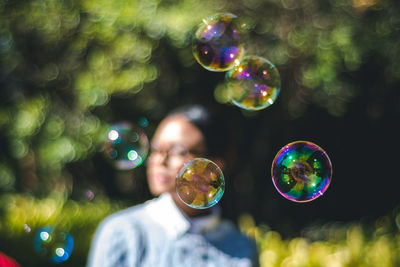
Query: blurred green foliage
[[1, 0, 399, 195], [1, 193, 399, 266], [0, 193, 124, 266], [1, 0, 400, 265], [239, 212, 400, 267]]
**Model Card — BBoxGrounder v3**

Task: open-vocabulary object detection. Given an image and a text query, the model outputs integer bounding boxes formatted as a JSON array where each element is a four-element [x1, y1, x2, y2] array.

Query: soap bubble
[[104, 122, 149, 170], [193, 13, 245, 72], [85, 189, 94, 200], [34, 226, 74, 264], [225, 55, 280, 110], [176, 158, 225, 209], [138, 116, 149, 128], [271, 141, 332, 202], [24, 223, 32, 233]]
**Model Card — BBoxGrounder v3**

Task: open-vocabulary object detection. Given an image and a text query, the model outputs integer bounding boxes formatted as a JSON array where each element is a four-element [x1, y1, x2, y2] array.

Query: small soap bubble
[[271, 141, 332, 202], [34, 226, 74, 264], [176, 158, 225, 209], [85, 189, 94, 200], [225, 55, 280, 110], [24, 223, 32, 233], [104, 122, 149, 170], [193, 13, 246, 72], [138, 116, 149, 128]]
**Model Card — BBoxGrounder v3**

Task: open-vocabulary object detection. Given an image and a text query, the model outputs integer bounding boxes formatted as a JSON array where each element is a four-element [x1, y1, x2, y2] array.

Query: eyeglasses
[[149, 144, 205, 163]]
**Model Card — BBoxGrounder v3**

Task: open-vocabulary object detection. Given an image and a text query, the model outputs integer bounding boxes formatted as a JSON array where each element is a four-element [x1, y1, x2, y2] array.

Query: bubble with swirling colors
[[176, 158, 225, 209], [193, 13, 245, 72], [225, 55, 280, 110], [34, 226, 74, 264], [271, 141, 332, 202], [104, 122, 149, 170]]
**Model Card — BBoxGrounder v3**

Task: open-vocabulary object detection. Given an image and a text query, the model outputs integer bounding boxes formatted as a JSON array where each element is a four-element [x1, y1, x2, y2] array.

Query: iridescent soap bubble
[[176, 158, 225, 209], [104, 122, 149, 170], [34, 226, 74, 264], [24, 223, 32, 233], [225, 55, 280, 110], [85, 189, 94, 200], [193, 13, 245, 72], [271, 141, 332, 202]]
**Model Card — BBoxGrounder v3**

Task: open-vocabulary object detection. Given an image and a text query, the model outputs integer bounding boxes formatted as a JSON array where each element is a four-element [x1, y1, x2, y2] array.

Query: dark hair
[[168, 104, 229, 158]]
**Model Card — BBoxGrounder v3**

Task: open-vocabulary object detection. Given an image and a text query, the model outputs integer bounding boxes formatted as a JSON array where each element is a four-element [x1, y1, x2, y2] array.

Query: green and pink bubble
[[271, 141, 332, 202]]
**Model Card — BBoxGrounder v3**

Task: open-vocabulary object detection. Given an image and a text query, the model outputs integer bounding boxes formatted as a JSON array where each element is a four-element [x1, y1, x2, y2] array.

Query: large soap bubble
[[193, 13, 246, 72], [176, 158, 225, 209], [226, 55, 280, 110], [271, 141, 332, 202]]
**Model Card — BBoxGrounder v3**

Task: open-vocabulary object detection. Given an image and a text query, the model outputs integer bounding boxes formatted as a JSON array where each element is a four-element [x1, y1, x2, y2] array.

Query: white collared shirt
[[87, 193, 259, 267]]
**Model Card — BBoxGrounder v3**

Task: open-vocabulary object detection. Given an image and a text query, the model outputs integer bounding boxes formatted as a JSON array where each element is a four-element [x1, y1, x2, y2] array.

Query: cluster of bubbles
[[23, 11, 332, 266], [176, 158, 225, 209], [34, 226, 74, 264], [192, 13, 332, 204], [173, 142, 333, 207], [271, 141, 332, 202], [179, 15, 332, 208], [103, 122, 149, 170], [98, 14, 332, 212], [192, 13, 281, 111]]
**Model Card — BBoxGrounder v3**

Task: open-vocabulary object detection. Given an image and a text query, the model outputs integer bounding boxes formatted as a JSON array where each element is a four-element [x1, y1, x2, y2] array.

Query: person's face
[[147, 114, 206, 196]]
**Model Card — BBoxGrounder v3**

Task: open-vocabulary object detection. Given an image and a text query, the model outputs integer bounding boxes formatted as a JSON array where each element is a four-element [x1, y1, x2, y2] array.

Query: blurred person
[[87, 105, 259, 267]]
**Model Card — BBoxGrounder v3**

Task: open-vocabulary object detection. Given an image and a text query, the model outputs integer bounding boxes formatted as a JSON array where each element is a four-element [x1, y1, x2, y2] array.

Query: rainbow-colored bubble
[[225, 55, 280, 110], [176, 158, 225, 209], [104, 122, 149, 170], [271, 141, 332, 202], [34, 226, 74, 264], [193, 13, 245, 72]]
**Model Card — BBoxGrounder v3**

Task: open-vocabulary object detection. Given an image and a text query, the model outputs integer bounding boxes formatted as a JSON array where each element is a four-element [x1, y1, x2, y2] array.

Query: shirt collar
[[188, 206, 220, 234], [144, 193, 221, 239]]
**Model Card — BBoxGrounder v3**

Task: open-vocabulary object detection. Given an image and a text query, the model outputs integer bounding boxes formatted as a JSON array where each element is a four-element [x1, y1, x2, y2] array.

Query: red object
[[0, 251, 21, 267]]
